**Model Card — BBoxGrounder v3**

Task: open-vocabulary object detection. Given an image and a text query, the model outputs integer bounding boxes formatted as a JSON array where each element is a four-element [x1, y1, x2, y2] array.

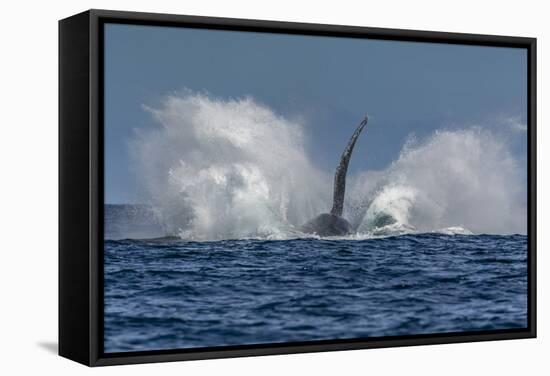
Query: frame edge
[[59, 10, 93, 367]]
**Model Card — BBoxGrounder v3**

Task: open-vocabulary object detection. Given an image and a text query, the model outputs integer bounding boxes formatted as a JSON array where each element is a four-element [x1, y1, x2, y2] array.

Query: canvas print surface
[[103, 23, 528, 353]]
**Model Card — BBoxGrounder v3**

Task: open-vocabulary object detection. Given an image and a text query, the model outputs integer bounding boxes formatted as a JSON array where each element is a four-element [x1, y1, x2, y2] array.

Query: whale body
[[300, 115, 368, 236], [300, 213, 352, 237]]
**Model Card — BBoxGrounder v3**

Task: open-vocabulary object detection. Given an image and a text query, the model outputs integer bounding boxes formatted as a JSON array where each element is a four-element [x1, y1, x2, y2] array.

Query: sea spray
[[353, 128, 526, 235], [129, 92, 526, 240], [131, 92, 329, 240]]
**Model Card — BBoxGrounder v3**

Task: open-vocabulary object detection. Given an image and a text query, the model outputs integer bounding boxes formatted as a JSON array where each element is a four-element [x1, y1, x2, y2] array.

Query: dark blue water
[[103, 234, 527, 353]]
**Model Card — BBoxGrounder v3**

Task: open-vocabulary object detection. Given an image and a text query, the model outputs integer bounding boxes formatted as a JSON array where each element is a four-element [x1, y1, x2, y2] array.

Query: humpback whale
[[300, 115, 368, 236]]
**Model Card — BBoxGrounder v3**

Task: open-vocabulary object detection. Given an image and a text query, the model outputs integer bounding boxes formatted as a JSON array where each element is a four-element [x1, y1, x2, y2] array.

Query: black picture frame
[[59, 9, 537, 367]]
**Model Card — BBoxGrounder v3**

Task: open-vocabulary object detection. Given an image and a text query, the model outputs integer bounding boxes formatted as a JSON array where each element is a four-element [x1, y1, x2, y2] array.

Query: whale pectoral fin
[[301, 115, 368, 237], [330, 115, 368, 217]]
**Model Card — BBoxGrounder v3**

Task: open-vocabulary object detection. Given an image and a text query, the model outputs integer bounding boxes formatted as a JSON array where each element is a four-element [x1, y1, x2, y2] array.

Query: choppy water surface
[[104, 234, 527, 353]]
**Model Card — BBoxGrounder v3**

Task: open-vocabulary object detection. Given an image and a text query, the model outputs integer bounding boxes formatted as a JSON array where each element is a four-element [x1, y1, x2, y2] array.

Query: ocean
[[103, 205, 527, 353], [101, 89, 529, 353]]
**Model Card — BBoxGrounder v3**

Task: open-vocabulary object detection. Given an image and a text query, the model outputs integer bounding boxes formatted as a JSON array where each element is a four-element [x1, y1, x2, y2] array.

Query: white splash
[[130, 92, 526, 240], [353, 128, 526, 235], [131, 92, 328, 240]]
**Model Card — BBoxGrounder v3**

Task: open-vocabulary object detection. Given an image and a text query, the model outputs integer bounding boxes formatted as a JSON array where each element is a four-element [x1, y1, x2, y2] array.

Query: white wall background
[[0, 0, 547, 373]]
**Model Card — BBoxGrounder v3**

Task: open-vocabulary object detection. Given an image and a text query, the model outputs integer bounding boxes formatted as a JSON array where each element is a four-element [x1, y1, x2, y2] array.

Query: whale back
[[300, 213, 352, 237], [330, 115, 368, 216]]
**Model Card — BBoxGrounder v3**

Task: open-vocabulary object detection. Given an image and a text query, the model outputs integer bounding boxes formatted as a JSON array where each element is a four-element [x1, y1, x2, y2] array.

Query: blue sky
[[104, 23, 527, 204]]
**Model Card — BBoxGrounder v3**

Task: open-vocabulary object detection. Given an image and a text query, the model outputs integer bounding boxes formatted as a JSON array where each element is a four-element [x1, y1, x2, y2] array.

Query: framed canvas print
[[59, 9, 536, 366]]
